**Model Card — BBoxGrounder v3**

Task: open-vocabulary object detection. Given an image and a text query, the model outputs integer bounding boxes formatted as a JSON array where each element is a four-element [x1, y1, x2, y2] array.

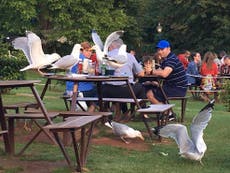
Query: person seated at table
[[199, 51, 219, 101], [220, 55, 230, 76], [65, 41, 97, 112], [102, 38, 146, 121], [149, 40, 188, 120], [177, 50, 190, 70], [140, 55, 159, 97], [186, 52, 202, 86]]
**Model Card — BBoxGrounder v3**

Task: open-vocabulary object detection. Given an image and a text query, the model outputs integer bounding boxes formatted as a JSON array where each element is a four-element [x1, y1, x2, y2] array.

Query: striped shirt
[[161, 52, 188, 89]]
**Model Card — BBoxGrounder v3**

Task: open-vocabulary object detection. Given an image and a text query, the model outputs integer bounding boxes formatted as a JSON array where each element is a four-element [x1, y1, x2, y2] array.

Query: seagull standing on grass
[[91, 30, 128, 68], [11, 31, 61, 74], [105, 121, 144, 144], [155, 99, 215, 164]]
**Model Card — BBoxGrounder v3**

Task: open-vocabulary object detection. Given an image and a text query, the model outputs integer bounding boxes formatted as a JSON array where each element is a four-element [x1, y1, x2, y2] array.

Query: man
[[186, 52, 202, 86], [149, 40, 188, 106], [220, 55, 230, 75], [177, 50, 190, 70], [102, 38, 146, 120]]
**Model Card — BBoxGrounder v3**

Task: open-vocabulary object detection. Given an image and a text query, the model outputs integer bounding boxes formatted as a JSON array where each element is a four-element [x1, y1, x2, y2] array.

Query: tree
[[143, 0, 230, 54], [0, 0, 131, 55]]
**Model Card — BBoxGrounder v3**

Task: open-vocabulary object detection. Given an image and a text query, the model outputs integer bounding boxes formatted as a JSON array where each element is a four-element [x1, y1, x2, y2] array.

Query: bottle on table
[[78, 59, 83, 74]]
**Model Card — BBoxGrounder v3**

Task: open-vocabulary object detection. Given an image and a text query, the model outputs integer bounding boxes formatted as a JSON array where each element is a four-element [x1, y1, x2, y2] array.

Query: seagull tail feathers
[[20, 64, 34, 71]]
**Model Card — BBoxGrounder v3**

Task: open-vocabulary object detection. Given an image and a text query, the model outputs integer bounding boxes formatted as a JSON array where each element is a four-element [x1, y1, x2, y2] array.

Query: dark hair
[[142, 55, 153, 63]]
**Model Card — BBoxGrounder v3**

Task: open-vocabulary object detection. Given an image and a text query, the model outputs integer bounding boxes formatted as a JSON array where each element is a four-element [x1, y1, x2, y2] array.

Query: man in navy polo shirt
[[148, 40, 188, 119]]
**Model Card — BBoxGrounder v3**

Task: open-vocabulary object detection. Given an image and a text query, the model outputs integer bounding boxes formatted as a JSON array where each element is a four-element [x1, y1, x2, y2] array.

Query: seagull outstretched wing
[[158, 99, 215, 161], [12, 31, 61, 73], [103, 30, 124, 55], [12, 37, 31, 64], [91, 29, 104, 51], [159, 124, 194, 154], [190, 100, 214, 154], [91, 30, 126, 68]]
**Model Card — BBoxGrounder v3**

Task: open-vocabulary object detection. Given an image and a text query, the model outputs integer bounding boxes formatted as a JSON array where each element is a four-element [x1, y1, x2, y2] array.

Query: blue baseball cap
[[156, 40, 170, 49]]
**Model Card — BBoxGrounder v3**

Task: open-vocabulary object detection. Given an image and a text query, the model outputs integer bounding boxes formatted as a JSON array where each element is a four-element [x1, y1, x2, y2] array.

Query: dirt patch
[[0, 122, 161, 172]]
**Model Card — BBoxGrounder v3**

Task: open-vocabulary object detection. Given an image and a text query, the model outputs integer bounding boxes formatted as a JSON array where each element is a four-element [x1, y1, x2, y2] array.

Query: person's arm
[[151, 66, 173, 78]]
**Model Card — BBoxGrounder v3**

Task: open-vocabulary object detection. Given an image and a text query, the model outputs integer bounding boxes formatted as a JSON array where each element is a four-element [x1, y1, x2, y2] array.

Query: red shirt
[[200, 63, 218, 76], [177, 54, 189, 69]]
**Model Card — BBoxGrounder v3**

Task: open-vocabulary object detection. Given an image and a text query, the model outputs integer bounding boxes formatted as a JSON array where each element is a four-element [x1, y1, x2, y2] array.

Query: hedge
[[0, 55, 28, 80]]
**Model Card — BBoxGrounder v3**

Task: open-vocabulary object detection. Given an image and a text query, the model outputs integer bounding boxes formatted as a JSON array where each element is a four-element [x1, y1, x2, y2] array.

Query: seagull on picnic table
[[49, 43, 81, 75], [154, 99, 215, 164], [11, 31, 61, 75], [91, 30, 128, 68], [105, 120, 144, 144]]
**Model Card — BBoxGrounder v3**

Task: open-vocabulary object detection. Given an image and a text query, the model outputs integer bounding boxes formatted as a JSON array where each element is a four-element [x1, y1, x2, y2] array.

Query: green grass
[[1, 71, 230, 173]]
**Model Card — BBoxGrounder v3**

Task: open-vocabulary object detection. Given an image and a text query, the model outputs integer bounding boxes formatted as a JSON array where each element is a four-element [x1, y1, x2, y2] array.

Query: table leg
[[30, 85, 52, 124], [142, 114, 153, 140], [71, 82, 79, 111], [126, 82, 141, 109], [40, 78, 51, 100], [71, 130, 82, 172], [0, 94, 11, 154], [96, 82, 103, 111]]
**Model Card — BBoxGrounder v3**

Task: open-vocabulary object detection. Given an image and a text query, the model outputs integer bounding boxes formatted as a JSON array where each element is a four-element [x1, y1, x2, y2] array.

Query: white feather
[[50, 44, 81, 70], [12, 31, 61, 72], [91, 30, 127, 68], [105, 121, 144, 143], [159, 104, 214, 162]]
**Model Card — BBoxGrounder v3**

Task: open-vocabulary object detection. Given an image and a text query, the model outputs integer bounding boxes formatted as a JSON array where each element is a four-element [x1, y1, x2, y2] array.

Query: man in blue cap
[[146, 40, 188, 120]]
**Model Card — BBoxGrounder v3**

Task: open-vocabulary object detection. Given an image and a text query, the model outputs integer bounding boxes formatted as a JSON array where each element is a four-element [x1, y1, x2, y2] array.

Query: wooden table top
[[0, 80, 40, 87], [137, 104, 175, 113], [45, 115, 102, 130], [45, 74, 129, 82]]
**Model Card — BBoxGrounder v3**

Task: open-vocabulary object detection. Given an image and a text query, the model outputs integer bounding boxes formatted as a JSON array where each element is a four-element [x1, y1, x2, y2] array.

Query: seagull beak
[[138, 133, 145, 141]]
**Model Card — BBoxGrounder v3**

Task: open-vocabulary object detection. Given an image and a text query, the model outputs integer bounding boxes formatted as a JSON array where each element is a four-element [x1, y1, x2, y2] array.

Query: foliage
[[0, 0, 130, 56], [220, 79, 230, 111], [144, 0, 230, 54], [0, 0, 230, 59], [0, 55, 27, 94]]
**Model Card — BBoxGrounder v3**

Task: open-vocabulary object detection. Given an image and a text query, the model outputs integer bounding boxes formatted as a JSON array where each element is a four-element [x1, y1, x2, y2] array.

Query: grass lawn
[[0, 71, 229, 173]]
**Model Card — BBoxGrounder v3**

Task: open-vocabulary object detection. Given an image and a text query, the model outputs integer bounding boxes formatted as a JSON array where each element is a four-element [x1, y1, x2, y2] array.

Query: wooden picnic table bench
[[137, 104, 175, 141], [44, 115, 103, 172], [5, 112, 59, 155]]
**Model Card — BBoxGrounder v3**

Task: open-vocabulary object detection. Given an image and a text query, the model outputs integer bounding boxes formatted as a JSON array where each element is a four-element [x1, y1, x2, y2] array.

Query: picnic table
[[0, 80, 54, 155], [137, 104, 175, 140], [45, 115, 103, 172], [41, 74, 142, 111]]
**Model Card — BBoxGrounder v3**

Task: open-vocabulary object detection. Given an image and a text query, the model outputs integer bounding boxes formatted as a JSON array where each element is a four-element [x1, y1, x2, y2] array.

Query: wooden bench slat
[[188, 89, 225, 93], [59, 111, 112, 117], [45, 115, 102, 130], [65, 97, 144, 103], [5, 112, 59, 119], [0, 130, 8, 135]]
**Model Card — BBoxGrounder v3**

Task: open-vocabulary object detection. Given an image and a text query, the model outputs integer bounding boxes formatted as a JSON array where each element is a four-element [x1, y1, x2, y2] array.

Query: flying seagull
[[105, 121, 144, 144], [49, 43, 81, 75], [91, 30, 128, 68], [11, 31, 61, 75], [155, 99, 215, 164]]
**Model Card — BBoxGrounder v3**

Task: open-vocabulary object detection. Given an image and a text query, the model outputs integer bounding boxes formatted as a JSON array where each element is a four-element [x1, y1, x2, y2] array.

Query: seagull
[[156, 99, 215, 164], [105, 121, 144, 144], [11, 31, 61, 74], [91, 30, 128, 68], [49, 43, 81, 75]]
